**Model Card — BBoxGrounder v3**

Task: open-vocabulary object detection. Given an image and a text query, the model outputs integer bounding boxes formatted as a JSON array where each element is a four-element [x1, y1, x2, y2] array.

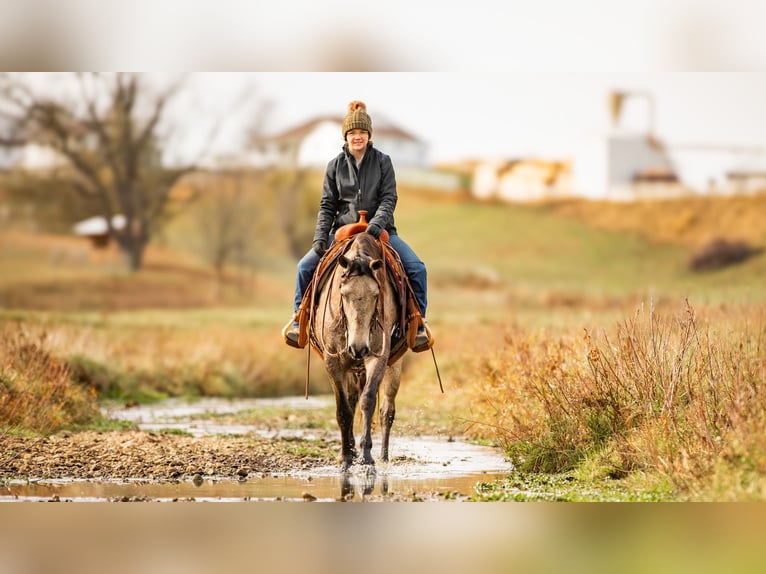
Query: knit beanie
[[342, 100, 372, 138]]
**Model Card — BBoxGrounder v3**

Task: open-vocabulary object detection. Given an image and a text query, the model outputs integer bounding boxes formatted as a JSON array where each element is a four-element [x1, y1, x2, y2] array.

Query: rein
[[303, 234, 443, 397], [327, 247, 387, 362]]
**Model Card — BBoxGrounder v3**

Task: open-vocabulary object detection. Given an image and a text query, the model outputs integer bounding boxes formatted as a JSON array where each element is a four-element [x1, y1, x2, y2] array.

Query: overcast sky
[[183, 73, 766, 165], [5, 0, 766, 169]]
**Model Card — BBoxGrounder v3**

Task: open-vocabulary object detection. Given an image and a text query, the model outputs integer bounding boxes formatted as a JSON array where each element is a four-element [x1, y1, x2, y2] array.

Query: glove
[[312, 238, 327, 256], [366, 223, 383, 239]]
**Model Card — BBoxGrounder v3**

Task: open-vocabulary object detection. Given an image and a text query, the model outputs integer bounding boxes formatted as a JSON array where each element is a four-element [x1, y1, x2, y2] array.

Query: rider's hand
[[366, 223, 383, 239], [312, 238, 327, 256]]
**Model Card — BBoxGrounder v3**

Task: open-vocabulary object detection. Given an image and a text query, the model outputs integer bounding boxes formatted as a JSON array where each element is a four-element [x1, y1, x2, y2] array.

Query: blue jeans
[[293, 233, 428, 318]]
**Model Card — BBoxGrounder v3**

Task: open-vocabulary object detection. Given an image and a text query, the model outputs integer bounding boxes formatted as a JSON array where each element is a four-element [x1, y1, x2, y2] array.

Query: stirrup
[[411, 321, 434, 353], [281, 318, 305, 349]]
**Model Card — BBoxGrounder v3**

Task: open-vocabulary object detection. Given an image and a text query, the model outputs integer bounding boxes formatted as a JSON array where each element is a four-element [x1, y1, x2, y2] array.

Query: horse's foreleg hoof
[[340, 454, 355, 472], [360, 451, 375, 466]]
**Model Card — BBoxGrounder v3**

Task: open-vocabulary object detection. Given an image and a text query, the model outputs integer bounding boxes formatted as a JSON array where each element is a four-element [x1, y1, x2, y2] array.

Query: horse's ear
[[339, 255, 350, 269], [370, 259, 383, 272]]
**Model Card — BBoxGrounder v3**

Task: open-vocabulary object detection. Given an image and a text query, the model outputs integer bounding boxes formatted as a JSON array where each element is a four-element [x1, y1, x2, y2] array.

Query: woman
[[285, 100, 431, 351]]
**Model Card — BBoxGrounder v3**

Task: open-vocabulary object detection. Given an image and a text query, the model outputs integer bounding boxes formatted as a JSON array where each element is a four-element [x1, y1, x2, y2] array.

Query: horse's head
[[338, 235, 384, 360]]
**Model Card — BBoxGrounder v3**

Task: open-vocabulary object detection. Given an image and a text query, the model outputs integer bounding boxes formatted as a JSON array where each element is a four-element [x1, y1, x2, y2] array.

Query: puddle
[[102, 396, 333, 438], [1, 470, 505, 502], [5, 397, 512, 502]]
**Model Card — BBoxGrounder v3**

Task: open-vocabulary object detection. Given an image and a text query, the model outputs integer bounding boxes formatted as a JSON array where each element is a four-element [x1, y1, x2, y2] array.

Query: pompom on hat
[[342, 100, 372, 138]]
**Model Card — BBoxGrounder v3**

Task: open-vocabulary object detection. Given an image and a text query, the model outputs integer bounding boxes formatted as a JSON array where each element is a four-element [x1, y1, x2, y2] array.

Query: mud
[[0, 396, 512, 502], [0, 430, 336, 482]]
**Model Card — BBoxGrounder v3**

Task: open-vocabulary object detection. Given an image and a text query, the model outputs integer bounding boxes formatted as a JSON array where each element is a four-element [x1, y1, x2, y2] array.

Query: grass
[[469, 299, 766, 500], [3, 184, 766, 499], [203, 404, 338, 432], [472, 470, 674, 502], [0, 326, 103, 434]]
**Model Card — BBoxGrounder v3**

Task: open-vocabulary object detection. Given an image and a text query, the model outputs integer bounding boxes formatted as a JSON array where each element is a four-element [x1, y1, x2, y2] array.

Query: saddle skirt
[[287, 233, 425, 364]]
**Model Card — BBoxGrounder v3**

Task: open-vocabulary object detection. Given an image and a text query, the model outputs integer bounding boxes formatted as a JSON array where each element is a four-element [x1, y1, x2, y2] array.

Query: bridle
[[316, 239, 388, 365]]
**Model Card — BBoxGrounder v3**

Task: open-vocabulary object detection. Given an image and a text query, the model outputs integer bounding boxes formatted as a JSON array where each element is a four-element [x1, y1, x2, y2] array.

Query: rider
[[284, 100, 431, 351]]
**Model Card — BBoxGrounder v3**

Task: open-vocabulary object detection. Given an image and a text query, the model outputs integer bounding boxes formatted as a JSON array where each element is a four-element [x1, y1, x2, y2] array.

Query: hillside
[[548, 194, 766, 248], [395, 190, 766, 316], [2, 190, 765, 317], [0, 230, 287, 312]]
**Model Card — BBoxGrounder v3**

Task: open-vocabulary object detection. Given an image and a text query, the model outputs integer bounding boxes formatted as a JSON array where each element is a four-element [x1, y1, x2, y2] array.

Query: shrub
[[689, 238, 762, 272], [0, 329, 101, 434], [473, 301, 766, 497], [67, 355, 168, 403]]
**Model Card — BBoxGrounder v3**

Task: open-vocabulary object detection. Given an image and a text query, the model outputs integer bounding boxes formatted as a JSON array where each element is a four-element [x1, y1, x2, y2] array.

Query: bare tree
[[245, 103, 317, 260], [193, 170, 257, 300], [270, 167, 318, 260], [0, 72, 205, 271]]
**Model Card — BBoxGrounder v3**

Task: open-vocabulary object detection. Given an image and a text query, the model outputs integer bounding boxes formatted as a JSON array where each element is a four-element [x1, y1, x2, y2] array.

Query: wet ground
[[1, 396, 512, 502]]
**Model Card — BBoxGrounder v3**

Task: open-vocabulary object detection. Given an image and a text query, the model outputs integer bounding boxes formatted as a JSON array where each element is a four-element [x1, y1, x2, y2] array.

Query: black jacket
[[313, 143, 398, 242]]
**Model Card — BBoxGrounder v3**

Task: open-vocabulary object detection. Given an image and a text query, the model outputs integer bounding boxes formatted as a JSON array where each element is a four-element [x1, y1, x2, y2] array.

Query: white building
[[571, 132, 683, 201], [726, 154, 766, 195], [247, 114, 429, 170], [570, 90, 687, 201], [472, 90, 686, 203], [0, 143, 67, 172], [472, 158, 571, 202], [664, 145, 766, 195], [239, 113, 463, 191], [18, 143, 68, 171]]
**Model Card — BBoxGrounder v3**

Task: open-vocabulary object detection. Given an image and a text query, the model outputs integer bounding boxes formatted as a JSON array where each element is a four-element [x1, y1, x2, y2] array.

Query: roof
[[254, 114, 422, 145], [727, 154, 766, 177], [73, 214, 126, 236]]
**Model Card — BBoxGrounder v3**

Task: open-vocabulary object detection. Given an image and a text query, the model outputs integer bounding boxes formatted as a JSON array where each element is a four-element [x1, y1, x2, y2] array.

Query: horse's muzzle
[[347, 343, 370, 360]]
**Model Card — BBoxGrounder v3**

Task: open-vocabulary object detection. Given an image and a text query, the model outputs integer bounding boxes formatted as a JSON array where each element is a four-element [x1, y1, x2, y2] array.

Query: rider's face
[[346, 129, 369, 152]]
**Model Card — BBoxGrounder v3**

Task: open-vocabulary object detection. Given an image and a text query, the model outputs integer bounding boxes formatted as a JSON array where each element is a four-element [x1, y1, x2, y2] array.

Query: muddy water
[[4, 397, 511, 502]]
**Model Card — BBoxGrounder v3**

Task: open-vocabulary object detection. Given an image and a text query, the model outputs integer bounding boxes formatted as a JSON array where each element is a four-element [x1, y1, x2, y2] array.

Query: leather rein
[[315, 237, 388, 366]]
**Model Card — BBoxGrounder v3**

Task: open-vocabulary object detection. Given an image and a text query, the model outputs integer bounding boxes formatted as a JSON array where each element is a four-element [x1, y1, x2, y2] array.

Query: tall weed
[[474, 301, 766, 498], [0, 326, 101, 434]]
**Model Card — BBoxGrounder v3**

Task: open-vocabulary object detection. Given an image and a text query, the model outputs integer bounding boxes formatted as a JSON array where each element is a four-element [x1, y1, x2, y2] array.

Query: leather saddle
[[282, 231, 430, 361]]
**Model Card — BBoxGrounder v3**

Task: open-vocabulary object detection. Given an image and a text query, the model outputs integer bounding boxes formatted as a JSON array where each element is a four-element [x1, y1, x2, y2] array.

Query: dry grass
[[548, 194, 766, 248], [470, 299, 766, 499], [0, 325, 101, 434], [0, 229, 288, 311], [0, 316, 329, 403]]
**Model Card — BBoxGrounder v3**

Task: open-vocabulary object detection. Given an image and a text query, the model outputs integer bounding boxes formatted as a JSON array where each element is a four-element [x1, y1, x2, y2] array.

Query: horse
[[311, 232, 404, 471]]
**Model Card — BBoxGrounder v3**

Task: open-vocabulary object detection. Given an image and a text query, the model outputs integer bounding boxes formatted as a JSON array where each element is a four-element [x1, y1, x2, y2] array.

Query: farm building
[[248, 114, 428, 170], [571, 132, 687, 201], [240, 113, 462, 191], [472, 158, 571, 202], [571, 90, 688, 201], [473, 90, 690, 203], [73, 214, 126, 248], [724, 155, 766, 195]]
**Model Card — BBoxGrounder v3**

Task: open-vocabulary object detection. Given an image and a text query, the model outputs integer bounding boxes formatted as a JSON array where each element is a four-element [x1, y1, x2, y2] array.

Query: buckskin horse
[[317, 232, 405, 470], [284, 215, 436, 471]]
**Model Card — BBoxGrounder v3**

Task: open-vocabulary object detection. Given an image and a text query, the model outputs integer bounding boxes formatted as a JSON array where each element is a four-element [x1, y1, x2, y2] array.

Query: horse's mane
[[342, 233, 382, 278], [343, 255, 374, 278], [352, 232, 382, 258]]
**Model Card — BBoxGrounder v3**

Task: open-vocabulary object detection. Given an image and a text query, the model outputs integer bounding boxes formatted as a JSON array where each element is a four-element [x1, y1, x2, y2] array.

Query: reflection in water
[[2, 468, 507, 502], [340, 466, 380, 500]]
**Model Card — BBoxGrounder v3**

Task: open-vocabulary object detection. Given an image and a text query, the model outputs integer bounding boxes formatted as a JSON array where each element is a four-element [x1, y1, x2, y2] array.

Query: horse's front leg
[[379, 362, 402, 462], [328, 362, 357, 471], [358, 358, 386, 465]]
